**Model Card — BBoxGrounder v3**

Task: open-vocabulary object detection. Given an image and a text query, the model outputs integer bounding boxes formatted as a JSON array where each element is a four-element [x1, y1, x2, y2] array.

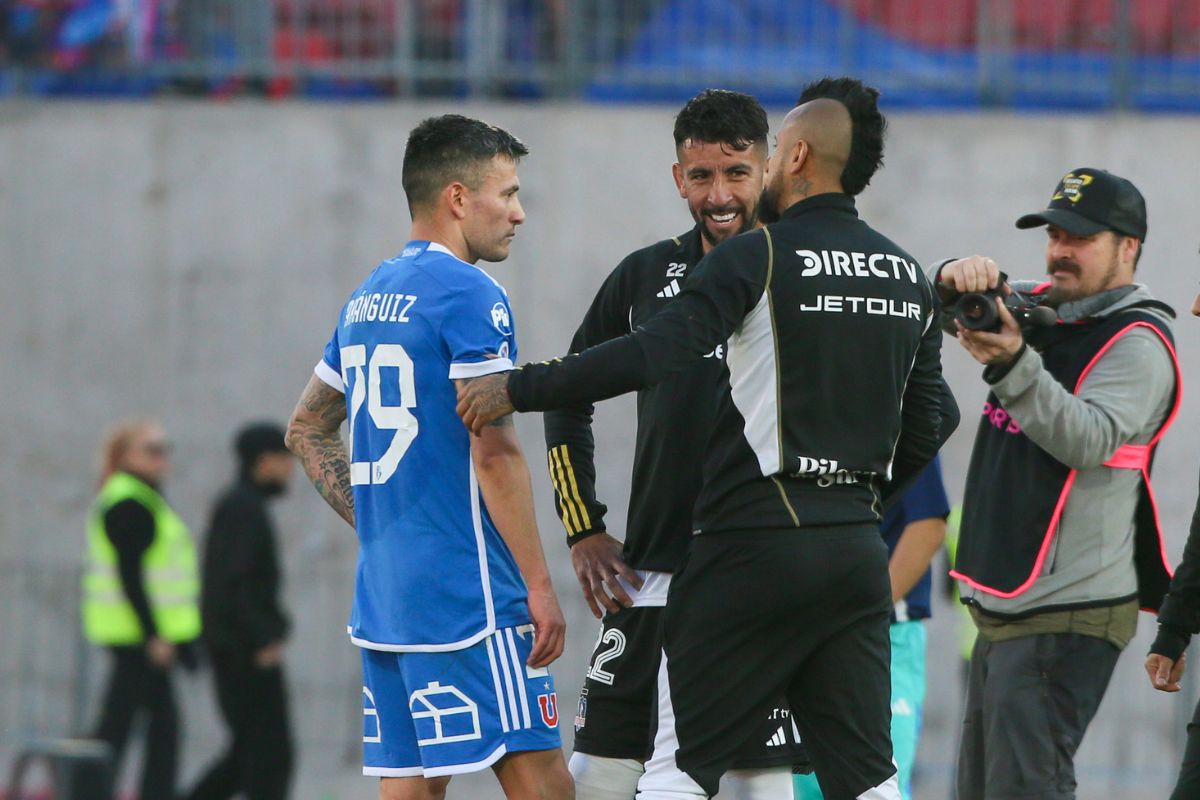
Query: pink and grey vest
[[951, 298, 1181, 612]]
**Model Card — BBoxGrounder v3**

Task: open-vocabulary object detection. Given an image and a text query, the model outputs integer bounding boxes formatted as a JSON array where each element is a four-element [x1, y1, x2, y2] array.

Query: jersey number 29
[[340, 343, 418, 486]]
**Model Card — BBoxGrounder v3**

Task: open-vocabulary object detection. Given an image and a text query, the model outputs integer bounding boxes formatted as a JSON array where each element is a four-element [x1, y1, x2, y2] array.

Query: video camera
[[943, 274, 1057, 333]]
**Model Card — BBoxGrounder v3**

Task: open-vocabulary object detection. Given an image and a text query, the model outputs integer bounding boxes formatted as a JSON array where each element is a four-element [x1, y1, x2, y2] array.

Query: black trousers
[[186, 648, 293, 800], [957, 632, 1121, 800], [639, 526, 897, 800], [1170, 697, 1200, 800], [93, 645, 179, 800]]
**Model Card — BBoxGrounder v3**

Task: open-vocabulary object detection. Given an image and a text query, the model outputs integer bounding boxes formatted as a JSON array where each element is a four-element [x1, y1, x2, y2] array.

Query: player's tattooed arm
[[455, 373, 515, 435], [286, 375, 355, 528]]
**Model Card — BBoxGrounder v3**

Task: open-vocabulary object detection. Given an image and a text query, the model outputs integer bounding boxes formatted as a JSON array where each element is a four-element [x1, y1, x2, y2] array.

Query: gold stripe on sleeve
[[548, 447, 584, 534], [558, 445, 593, 530], [545, 450, 577, 535]]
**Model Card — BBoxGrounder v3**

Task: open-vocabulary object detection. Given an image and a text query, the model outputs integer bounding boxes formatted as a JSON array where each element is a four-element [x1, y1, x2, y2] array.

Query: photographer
[[939, 168, 1182, 800]]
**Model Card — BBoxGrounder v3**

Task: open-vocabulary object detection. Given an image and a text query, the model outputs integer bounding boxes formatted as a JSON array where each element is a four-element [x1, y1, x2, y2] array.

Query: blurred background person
[[186, 422, 296, 800], [82, 418, 200, 800], [1144, 288, 1200, 800]]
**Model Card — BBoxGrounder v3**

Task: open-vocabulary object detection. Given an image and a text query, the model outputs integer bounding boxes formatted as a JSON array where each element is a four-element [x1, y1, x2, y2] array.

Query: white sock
[[570, 752, 646, 800], [718, 767, 794, 800]]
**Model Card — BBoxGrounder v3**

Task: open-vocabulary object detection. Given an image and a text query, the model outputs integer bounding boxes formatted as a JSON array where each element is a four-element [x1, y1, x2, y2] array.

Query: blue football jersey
[[315, 241, 530, 651]]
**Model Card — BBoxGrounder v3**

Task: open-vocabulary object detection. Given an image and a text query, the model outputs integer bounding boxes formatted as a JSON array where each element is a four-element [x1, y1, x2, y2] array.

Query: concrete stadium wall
[[3, 101, 1199, 798]]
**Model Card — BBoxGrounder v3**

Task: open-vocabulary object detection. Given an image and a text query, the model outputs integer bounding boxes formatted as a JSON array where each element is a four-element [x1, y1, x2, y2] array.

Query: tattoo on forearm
[[458, 373, 514, 424], [299, 426, 355, 526], [288, 379, 355, 527]]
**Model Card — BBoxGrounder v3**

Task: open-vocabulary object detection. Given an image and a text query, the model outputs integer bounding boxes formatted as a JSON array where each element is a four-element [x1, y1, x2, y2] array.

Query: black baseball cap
[[1015, 168, 1147, 242]]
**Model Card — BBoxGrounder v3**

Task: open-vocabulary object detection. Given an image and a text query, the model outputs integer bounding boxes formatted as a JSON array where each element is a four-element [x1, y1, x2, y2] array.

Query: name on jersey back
[[344, 292, 418, 326]]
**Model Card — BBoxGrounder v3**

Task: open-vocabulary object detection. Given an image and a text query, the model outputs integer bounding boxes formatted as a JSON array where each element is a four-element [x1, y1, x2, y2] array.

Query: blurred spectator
[[82, 418, 200, 800], [186, 422, 296, 800], [3, 0, 1199, 99], [180, 0, 273, 92]]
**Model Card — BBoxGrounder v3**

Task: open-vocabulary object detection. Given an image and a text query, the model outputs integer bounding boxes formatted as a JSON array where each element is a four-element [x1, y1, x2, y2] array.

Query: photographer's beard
[[1043, 252, 1120, 308]]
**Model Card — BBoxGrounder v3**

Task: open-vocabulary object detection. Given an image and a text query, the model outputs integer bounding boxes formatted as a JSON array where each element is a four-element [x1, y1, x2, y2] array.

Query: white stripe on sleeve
[[448, 358, 514, 380], [314, 360, 345, 393]]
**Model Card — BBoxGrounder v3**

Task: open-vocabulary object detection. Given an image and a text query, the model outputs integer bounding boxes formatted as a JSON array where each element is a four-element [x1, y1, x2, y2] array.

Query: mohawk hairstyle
[[797, 77, 887, 196], [402, 115, 529, 215], [673, 89, 769, 152]]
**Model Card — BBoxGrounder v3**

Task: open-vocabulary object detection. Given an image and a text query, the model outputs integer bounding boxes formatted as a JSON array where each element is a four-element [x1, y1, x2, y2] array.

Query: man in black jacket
[[1146, 290, 1200, 800], [187, 423, 296, 800], [545, 88, 806, 800], [459, 78, 952, 800]]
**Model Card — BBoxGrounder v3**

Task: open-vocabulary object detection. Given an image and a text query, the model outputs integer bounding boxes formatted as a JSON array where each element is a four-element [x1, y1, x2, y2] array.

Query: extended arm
[[463, 393, 565, 668], [286, 375, 354, 527], [458, 234, 767, 432]]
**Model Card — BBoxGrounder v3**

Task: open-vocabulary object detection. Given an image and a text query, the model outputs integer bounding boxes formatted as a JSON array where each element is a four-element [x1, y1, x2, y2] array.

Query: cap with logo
[[1015, 168, 1147, 242]]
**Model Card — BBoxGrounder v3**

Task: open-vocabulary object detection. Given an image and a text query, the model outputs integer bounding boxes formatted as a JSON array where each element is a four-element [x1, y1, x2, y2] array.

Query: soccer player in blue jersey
[[286, 115, 573, 800]]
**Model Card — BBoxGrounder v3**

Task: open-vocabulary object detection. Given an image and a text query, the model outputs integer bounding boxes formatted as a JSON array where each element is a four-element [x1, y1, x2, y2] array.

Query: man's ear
[[671, 162, 687, 199], [789, 139, 810, 176], [446, 182, 469, 221], [1122, 236, 1140, 270]]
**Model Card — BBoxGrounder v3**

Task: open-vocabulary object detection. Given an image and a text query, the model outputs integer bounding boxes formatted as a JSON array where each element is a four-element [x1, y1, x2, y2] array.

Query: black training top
[[1153, 466, 1200, 660], [200, 479, 290, 653], [544, 225, 724, 571], [514, 193, 946, 534]]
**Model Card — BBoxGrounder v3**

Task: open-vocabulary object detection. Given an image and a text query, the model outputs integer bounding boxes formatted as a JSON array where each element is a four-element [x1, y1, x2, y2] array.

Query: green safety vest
[[81, 472, 201, 645]]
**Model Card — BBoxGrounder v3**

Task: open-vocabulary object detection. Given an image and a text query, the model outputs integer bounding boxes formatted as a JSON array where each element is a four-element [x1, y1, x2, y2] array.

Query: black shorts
[[639, 527, 897, 800], [571, 601, 809, 771]]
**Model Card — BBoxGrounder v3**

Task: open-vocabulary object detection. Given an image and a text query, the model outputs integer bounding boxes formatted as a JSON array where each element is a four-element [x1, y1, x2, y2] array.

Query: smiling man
[[939, 168, 1182, 800], [541, 89, 806, 800], [459, 77, 952, 800]]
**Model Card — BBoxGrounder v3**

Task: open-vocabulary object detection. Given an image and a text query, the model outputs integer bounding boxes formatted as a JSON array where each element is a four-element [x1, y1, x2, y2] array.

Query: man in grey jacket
[[936, 168, 1181, 800]]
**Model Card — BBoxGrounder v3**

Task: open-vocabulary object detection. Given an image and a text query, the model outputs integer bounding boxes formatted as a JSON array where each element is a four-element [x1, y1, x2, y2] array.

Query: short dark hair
[[797, 77, 887, 196], [402, 115, 529, 214], [673, 89, 769, 152]]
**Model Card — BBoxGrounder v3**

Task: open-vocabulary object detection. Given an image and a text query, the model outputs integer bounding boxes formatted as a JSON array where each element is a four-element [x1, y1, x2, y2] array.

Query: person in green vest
[[82, 419, 201, 800]]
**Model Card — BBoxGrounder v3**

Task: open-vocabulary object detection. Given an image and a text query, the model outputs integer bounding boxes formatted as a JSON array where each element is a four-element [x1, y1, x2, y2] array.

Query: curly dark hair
[[797, 77, 886, 196], [402, 115, 529, 214], [673, 89, 769, 152]]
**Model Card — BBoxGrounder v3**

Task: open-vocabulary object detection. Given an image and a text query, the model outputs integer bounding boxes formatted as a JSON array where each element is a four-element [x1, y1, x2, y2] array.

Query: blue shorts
[[361, 624, 562, 778]]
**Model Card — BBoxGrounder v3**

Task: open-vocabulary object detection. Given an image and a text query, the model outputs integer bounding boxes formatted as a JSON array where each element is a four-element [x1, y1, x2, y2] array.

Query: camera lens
[[956, 292, 999, 331]]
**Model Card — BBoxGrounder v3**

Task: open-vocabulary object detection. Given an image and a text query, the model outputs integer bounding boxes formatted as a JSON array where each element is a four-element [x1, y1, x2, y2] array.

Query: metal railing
[[2, 1, 1199, 107]]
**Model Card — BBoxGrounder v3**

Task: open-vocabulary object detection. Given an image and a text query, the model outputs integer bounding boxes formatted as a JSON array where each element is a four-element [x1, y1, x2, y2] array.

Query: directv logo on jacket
[[314, 241, 530, 652]]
